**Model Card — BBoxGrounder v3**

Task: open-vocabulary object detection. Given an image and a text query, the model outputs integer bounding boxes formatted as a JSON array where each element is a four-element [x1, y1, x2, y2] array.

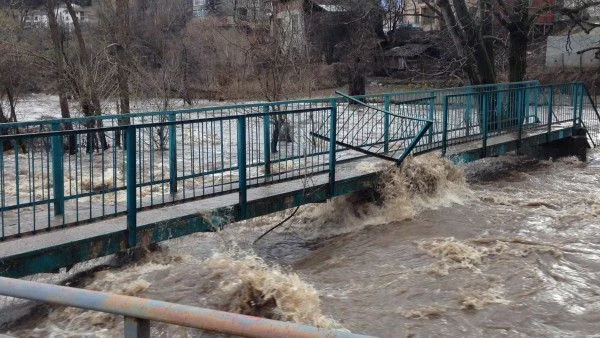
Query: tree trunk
[[0, 104, 13, 151], [439, 0, 497, 84], [436, 0, 479, 84], [508, 28, 528, 82], [115, 0, 131, 149], [348, 57, 366, 97], [6, 87, 17, 123], [44, 0, 77, 154], [5, 87, 27, 152], [64, 0, 108, 152]]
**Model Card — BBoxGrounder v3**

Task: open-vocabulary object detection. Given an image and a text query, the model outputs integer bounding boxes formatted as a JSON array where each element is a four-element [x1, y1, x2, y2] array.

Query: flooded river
[[2, 152, 600, 337]]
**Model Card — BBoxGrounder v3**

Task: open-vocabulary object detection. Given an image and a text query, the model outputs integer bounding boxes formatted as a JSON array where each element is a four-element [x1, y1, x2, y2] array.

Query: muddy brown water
[[1, 153, 600, 337]]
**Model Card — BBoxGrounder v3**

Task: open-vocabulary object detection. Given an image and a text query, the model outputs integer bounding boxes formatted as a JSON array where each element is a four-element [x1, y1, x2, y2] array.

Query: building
[[545, 30, 600, 69], [24, 3, 91, 28], [193, 0, 270, 21], [401, 0, 441, 31], [274, 0, 360, 63]]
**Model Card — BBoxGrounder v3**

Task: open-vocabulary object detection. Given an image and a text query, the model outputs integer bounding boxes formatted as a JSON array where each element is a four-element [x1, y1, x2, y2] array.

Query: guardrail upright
[[482, 93, 488, 157], [126, 125, 137, 248], [328, 99, 337, 196], [428, 91, 435, 144], [383, 94, 390, 153], [237, 116, 247, 219], [124, 316, 150, 337], [168, 112, 177, 196], [465, 87, 472, 136], [495, 90, 503, 132], [578, 83, 584, 126], [262, 105, 271, 175], [573, 83, 579, 128], [441, 96, 449, 156], [519, 87, 527, 145], [533, 84, 540, 122], [51, 122, 64, 216], [0, 139, 4, 239], [547, 87, 554, 142]]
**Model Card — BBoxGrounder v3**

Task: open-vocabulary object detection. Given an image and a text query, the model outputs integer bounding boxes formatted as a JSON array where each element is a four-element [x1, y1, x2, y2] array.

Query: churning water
[[2, 152, 600, 337]]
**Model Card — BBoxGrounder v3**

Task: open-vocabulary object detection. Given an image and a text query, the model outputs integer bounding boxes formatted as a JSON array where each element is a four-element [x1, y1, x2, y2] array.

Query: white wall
[[545, 31, 600, 69]]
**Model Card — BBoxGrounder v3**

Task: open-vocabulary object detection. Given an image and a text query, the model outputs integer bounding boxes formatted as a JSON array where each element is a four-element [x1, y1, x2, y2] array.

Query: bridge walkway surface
[[0, 81, 599, 278]]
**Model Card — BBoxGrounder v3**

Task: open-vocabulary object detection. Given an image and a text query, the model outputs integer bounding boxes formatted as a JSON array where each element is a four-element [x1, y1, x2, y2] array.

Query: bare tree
[[43, 0, 77, 153]]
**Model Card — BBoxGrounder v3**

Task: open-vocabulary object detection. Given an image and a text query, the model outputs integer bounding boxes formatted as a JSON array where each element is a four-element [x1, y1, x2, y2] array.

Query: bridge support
[[521, 128, 589, 162]]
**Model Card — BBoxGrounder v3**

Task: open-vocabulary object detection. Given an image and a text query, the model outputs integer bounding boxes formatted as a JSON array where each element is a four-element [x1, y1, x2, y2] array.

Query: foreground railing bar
[[0, 277, 375, 338]]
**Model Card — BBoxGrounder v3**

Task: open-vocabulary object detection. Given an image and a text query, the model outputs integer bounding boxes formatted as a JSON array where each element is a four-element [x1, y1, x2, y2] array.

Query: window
[[422, 8, 433, 27], [291, 13, 300, 33]]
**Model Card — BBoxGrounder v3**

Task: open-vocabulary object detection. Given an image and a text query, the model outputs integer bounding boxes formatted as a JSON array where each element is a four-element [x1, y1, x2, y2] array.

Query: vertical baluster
[[442, 96, 449, 156], [51, 122, 64, 216], [328, 99, 337, 196], [495, 90, 503, 133], [263, 106, 271, 177], [126, 126, 137, 248], [168, 112, 177, 196], [482, 93, 488, 157], [573, 84, 579, 128], [0, 138, 4, 239], [237, 116, 247, 219], [547, 87, 554, 143], [578, 83, 584, 126], [465, 88, 472, 137], [15, 141, 20, 234], [383, 95, 390, 153]]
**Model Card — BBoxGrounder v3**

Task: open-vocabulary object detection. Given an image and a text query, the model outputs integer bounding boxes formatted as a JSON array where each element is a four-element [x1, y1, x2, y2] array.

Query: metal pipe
[[0, 277, 375, 338]]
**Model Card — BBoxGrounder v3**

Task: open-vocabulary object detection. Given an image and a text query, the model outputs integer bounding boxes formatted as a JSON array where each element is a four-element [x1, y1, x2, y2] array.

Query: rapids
[[2, 152, 600, 337]]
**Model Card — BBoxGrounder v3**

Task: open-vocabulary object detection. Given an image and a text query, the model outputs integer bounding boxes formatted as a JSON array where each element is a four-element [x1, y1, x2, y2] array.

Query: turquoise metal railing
[[435, 83, 600, 156], [0, 95, 434, 239], [310, 91, 434, 164], [579, 84, 600, 147], [4, 80, 594, 241], [0, 80, 538, 135]]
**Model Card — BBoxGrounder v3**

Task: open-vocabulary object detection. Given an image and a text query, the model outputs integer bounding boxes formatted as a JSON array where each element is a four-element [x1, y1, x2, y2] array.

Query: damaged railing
[[0, 80, 578, 241], [309, 91, 433, 165], [0, 276, 375, 338]]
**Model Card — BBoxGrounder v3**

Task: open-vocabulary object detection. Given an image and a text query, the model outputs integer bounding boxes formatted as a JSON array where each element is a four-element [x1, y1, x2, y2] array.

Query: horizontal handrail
[[354, 79, 540, 99], [0, 276, 375, 338], [0, 80, 539, 130], [443, 83, 580, 99], [334, 91, 434, 123], [0, 106, 333, 140]]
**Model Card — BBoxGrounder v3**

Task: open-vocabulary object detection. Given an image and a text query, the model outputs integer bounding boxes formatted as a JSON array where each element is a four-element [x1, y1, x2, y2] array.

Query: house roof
[[307, 0, 348, 12], [385, 43, 431, 57], [314, 3, 346, 12]]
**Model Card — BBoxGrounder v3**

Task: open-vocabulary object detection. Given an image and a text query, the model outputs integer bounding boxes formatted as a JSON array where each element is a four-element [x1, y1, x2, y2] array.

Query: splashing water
[[3, 152, 600, 337]]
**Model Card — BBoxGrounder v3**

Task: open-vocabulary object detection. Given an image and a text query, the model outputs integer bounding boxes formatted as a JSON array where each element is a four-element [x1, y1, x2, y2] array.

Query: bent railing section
[[310, 91, 433, 164], [0, 276, 374, 338]]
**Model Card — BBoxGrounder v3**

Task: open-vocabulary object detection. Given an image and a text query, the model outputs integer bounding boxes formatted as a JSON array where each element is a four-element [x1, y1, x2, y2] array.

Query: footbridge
[[0, 81, 598, 278]]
